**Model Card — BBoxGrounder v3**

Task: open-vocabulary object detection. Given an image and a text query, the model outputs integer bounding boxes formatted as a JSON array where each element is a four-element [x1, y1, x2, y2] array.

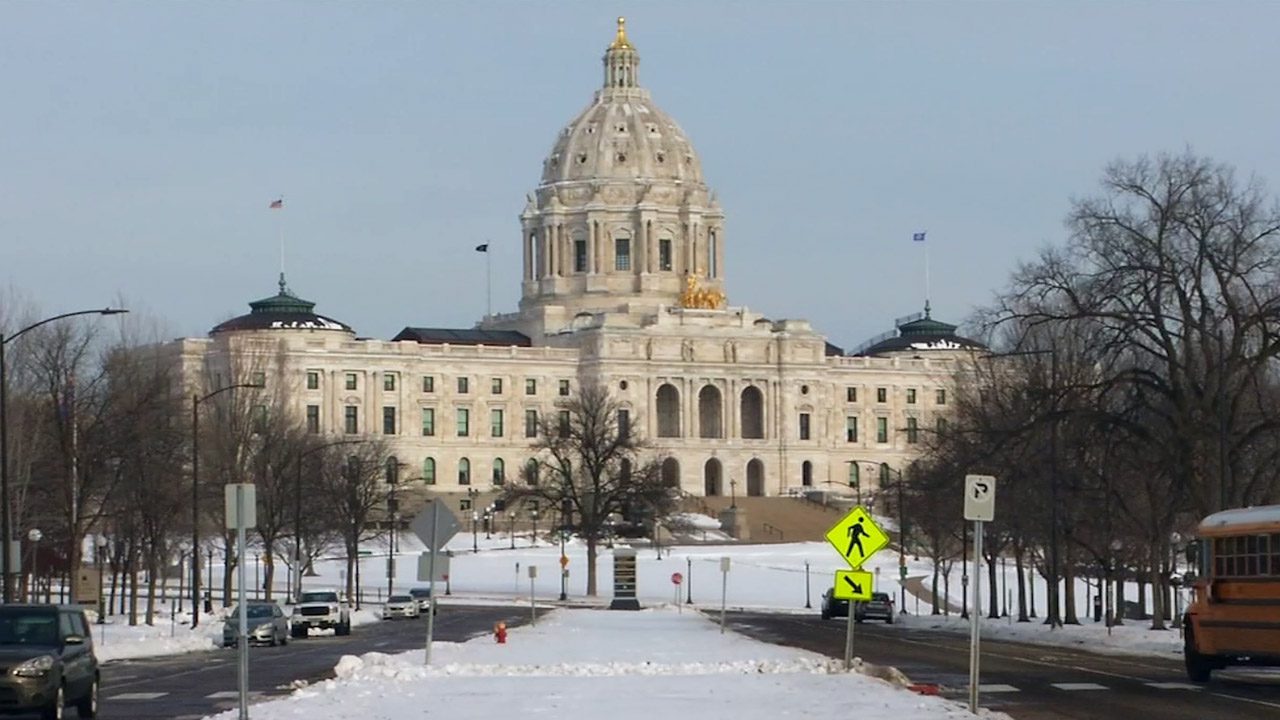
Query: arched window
[[620, 458, 632, 483], [656, 383, 681, 437], [385, 457, 399, 485], [346, 455, 361, 479], [802, 460, 813, 487], [458, 458, 471, 486], [704, 458, 723, 496], [492, 458, 506, 486], [525, 459, 540, 485], [746, 459, 765, 497], [423, 457, 436, 485], [848, 462, 860, 489], [661, 457, 680, 488], [740, 386, 764, 439], [708, 229, 718, 278], [879, 463, 891, 486], [698, 385, 723, 439]]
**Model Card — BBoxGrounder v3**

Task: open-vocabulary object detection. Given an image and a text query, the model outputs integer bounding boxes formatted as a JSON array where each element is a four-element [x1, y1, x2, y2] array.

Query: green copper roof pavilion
[[210, 274, 353, 335]]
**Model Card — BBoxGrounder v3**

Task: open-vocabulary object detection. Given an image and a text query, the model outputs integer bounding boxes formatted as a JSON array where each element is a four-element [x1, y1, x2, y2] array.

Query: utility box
[[609, 548, 640, 610]]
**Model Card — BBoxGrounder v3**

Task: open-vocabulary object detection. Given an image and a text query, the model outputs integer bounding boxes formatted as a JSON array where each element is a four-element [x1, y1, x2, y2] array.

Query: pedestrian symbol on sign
[[845, 518, 870, 558]]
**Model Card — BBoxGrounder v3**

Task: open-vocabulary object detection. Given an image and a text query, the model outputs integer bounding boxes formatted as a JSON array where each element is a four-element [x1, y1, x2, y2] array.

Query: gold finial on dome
[[610, 16, 632, 49]]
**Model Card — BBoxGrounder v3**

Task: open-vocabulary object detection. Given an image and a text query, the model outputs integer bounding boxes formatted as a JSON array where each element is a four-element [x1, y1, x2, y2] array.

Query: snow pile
[[210, 607, 1008, 720], [666, 512, 723, 531], [907, 613, 1185, 659], [92, 618, 221, 662]]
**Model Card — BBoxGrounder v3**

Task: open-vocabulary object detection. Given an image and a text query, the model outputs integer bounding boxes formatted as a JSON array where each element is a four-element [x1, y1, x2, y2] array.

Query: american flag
[[269, 198, 283, 209], [912, 232, 926, 242]]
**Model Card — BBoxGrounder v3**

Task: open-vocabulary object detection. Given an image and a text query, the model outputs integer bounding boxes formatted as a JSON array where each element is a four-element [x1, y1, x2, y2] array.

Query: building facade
[[169, 19, 982, 512]]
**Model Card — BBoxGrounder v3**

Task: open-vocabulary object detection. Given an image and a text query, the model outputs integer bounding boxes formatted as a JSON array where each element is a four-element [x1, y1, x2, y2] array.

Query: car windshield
[[300, 592, 339, 603], [0, 611, 59, 646], [871, 593, 890, 602], [409, 588, 431, 598], [389, 595, 413, 603], [229, 605, 275, 620]]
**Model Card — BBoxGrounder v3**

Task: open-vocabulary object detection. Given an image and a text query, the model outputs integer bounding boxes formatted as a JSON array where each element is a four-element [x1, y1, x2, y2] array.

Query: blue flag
[[912, 232, 926, 242]]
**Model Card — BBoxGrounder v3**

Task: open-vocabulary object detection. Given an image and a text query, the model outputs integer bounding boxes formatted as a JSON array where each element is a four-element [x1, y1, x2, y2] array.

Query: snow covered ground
[[207, 606, 1009, 720]]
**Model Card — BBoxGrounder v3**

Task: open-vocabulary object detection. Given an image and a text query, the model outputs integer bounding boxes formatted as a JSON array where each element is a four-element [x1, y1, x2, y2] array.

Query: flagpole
[[485, 243, 492, 319], [925, 241, 931, 311]]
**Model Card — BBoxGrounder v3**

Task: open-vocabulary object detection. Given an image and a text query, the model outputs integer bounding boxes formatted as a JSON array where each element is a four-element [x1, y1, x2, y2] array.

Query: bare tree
[[501, 383, 675, 596], [318, 441, 392, 607]]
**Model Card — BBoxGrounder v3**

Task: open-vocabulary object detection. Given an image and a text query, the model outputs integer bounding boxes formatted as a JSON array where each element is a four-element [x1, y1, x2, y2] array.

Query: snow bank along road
[[726, 611, 1280, 720], [97, 604, 526, 720]]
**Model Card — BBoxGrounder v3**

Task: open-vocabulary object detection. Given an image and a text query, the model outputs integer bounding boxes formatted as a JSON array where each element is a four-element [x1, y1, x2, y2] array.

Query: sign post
[[225, 483, 256, 720], [410, 500, 460, 665], [824, 505, 890, 670], [964, 474, 996, 715], [671, 572, 683, 613], [719, 557, 730, 634], [528, 565, 538, 625]]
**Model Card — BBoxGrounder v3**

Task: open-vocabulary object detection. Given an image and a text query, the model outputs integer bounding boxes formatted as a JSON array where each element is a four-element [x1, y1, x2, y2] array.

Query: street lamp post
[[729, 478, 737, 509], [471, 512, 479, 553], [0, 308, 126, 603], [177, 541, 190, 614], [530, 509, 539, 547], [95, 535, 108, 623], [508, 512, 516, 550], [484, 508, 492, 540], [686, 557, 693, 604], [190, 379, 264, 628], [26, 528, 41, 602]]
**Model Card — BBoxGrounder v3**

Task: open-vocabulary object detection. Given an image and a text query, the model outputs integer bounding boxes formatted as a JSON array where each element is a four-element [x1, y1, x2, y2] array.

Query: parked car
[[382, 595, 420, 620], [0, 604, 99, 719], [408, 587, 438, 614], [820, 589, 895, 623], [223, 602, 289, 647], [855, 592, 896, 624], [291, 590, 351, 638]]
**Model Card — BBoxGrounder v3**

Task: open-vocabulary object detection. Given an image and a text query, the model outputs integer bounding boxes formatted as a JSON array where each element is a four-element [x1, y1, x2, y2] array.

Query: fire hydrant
[[493, 621, 507, 644]]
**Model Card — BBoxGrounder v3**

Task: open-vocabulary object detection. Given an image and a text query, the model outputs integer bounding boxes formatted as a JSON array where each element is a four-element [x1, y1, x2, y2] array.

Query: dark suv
[[0, 605, 98, 719], [820, 590, 895, 624]]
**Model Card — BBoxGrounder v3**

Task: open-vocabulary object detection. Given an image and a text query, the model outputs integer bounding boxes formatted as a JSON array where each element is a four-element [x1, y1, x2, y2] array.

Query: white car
[[383, 594, 420, 620]]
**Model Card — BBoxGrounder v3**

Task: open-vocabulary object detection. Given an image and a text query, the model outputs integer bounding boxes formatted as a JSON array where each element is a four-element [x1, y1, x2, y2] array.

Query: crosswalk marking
[[1052, 683, 1109, 691], [206, 690, 264, 699], [109, 692, 169, 700], [979, 684, 1021, 693], [1145, 682, 1203, 691]]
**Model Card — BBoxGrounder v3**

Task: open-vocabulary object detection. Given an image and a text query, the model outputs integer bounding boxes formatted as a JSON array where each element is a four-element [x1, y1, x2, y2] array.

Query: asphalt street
[[96, 604, 526, 720], [725, 611, 1280, 720]]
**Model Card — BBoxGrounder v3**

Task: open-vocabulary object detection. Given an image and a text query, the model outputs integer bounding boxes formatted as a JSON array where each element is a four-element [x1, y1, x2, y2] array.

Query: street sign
[[224, 484, 256, 529], [824, 506, 889, 569], [559, 554, 569, 568], [964, 475, 996, 522], [528, 565, 538, 579], [416, 552, 451, 582], [410, 502, 461, 551], [833, 569, 873, 601], [671, 572, 683, 585]]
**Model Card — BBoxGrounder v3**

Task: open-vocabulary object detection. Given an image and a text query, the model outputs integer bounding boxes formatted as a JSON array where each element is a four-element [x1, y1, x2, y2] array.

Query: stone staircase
[[680, 495, 849, 543]]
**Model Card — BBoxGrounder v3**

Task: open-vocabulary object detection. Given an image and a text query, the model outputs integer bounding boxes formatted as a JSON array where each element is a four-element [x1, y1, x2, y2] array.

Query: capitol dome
[[509, 18, 726, 332]]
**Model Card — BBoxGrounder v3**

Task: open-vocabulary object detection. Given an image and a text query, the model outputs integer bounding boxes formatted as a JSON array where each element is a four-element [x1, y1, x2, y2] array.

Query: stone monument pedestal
[[719, 507, 750, 541]]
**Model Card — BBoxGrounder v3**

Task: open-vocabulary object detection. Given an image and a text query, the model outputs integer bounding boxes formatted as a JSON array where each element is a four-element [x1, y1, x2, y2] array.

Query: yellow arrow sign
[[824, 505, 889, 569], [833, 569, 873, 601]]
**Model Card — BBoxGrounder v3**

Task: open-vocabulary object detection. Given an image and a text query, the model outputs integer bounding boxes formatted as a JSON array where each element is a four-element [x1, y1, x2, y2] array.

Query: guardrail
[[761, 523, 785, 542]]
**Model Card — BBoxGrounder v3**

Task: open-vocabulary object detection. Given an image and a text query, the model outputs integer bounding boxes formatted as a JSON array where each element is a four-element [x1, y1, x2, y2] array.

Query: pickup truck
[[291, 589, 352, 638]]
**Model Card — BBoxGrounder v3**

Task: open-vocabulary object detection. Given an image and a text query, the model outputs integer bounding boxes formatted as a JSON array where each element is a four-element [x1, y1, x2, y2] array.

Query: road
[[725, 611, 1280, 720], [97, 604, 526, 720]]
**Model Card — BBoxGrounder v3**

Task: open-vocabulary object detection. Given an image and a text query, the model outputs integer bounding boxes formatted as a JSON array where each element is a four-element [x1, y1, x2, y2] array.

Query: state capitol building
[[168, 19, 982, 517]]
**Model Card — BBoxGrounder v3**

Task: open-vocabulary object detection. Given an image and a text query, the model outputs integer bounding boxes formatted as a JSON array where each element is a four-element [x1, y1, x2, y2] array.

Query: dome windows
[[576, 152, 588, 165], [616, 153, 627, 163], [656, 152, 665, 164]]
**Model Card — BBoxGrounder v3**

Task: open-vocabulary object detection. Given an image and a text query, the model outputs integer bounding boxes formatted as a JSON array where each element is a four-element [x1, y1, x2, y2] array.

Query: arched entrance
[[746, 459, 765, 497], [801, 460, 813, 487], [704, 458, 723, 496], [698, 385, 723, 438]]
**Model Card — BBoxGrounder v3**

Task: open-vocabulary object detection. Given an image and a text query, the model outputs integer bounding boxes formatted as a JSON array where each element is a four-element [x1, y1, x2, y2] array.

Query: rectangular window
[[457, 377, 469, 394], [306, 372, 319, 390], [423, 459, 436, 485], [525, 378, 537, 395], [558, 410, 571, 436], [906, 389, 917, 404], [559, 379, 571, 396], [936, 389, 947, 405], [306, 405, 320, 434], [615, 238, 631, 271], [491, 377, 503, 394], [876, 417, 888, 443], [617, 409, 630, 437], [846, 387, 857, 403], [423, 375, 435, 393], [383, 406, 397, 435], [906, 417, 919, 444], [525, 409, 538, 438], [574, 239, 587, 273], [936, 417, 949, 434], [251, 371, 266, 386], [491, 409, 504, 437], [345, 373, 358, 391], [421, 408, 435, 436], [799, 413, 811, 440], [876, 387, 887, 403], [456, 408, 470, 437], [384, 374, 396, 391], [659, 239, 672, 271], [251, 404, 268, 434], [344, 406, 358, 434], [845, 416, 858, 443]]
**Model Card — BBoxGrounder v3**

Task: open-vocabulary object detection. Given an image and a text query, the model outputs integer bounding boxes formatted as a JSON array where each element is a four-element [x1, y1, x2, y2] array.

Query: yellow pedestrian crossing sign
[[825, 506, 889, 569], [833, 569, 873, 601]]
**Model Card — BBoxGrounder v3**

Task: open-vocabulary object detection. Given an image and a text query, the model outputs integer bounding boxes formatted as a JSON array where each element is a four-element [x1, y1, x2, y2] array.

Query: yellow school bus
[[1183, 505, 1280, 681]]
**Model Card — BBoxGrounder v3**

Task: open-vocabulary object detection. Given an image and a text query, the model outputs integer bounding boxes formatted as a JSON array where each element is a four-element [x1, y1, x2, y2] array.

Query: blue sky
[[3, 1, 1278, 349]]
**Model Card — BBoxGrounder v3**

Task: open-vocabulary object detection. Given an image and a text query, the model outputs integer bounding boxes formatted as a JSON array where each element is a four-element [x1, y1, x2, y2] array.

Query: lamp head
[[100, 308, 129, 316]]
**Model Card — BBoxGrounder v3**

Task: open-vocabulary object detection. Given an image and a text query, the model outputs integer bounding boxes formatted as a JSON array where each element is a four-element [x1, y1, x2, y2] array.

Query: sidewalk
[[209, 605, 1008, 720]]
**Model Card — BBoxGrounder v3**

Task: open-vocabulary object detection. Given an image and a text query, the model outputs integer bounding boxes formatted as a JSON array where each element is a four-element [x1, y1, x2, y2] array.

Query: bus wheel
[[1184, 626, 1214, 683]]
